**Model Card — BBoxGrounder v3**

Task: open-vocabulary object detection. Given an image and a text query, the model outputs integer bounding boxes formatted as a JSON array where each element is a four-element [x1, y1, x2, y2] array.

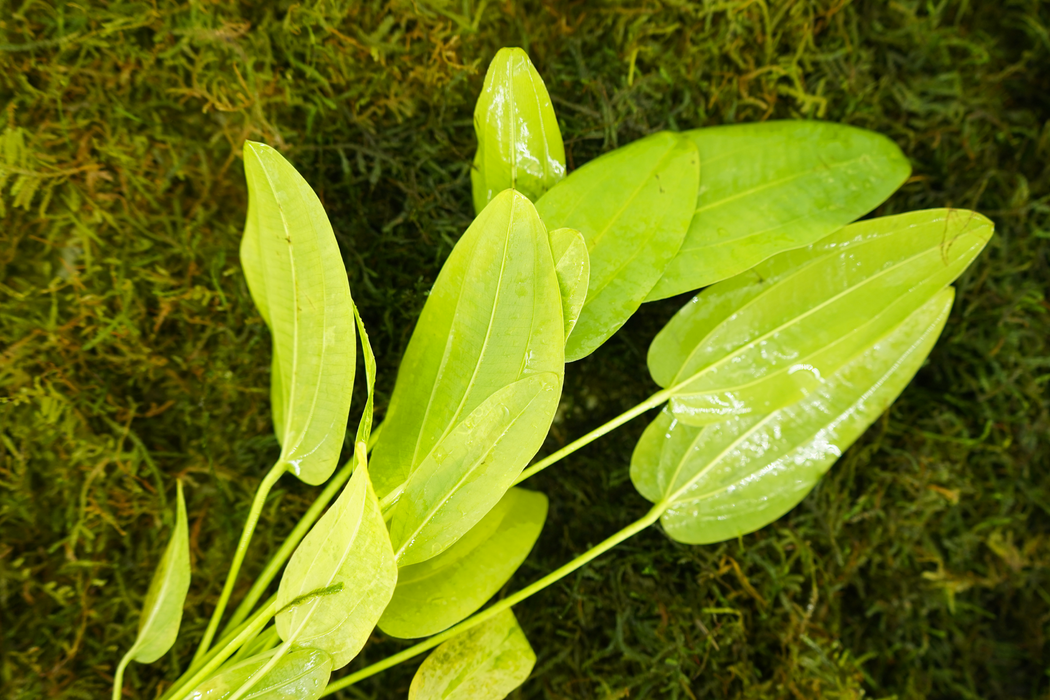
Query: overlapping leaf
[[381, 488, 548, 639], [548, 227, 589, 341], [646, 121, 912, 300], [186, 648, 333, 700], [275, 453, 396, 669], [409, 610, 536, 700], [370, 190, 564, 502], [472, 47, 566, 212], [389, 374, 558, 567], [632, 288, 955, 544], [126, 481, 190, 664], [535, 131, 700, 361], [648, 209, 992, 425], [240, 141, 356, 485]]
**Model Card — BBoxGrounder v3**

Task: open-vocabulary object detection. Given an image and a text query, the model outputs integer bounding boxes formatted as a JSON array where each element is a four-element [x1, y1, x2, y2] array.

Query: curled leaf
[[472, 47, 565, 212], [186, 647, 333, 700], [548, 227, 589, 342]]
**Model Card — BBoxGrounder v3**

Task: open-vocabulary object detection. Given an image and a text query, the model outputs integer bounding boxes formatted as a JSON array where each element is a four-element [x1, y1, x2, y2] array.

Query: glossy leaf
[[240, 141, 356, 485], [648, 209, 992, 425], [370, 189, 564, 499], [646, 120, 912, 300], [275, 452, 396, 669], [632, 288, 955, 544], [471, 47, 565, 212], [186, 647, 332, 700], [535, 131, 699, 361], [380, 488, 548, 639], [409, 610, 536, 700], [390, 374, 559, 567], [548, 227, 589, 341], [128, 480, 190, 664]]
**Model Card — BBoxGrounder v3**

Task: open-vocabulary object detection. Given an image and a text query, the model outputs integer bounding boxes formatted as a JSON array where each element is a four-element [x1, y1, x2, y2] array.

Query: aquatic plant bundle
[[112, 47, 992, 700]]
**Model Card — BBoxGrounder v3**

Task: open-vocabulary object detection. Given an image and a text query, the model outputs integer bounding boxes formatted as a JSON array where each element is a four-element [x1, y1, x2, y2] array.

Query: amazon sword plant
[[111, 47, 993, 700]]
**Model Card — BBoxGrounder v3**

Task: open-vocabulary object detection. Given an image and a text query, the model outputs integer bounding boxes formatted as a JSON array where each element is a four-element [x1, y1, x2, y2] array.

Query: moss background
[[1, 1, 1048, 698]]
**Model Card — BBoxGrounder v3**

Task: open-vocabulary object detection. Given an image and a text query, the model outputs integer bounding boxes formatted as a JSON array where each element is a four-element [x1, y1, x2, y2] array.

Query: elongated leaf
[[390, 374, 558, 567], [370, 189, 564, 499], [648, 209, 992, 425], [187, 648, 332, 700], [645, 120, 912, 300], [548, 227, 589, 341], [409, 610, 536, 700], [240, 141, 356, 485], [128, 480, 190, 664], [535, 131, 699, 361], [632, 288, 955, 544], [275, 454, 396, 669], [381, 488, 547, 639], [472, 47, 565, 212]]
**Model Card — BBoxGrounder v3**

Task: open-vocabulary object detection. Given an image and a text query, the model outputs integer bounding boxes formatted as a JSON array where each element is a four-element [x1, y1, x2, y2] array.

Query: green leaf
[[471, 47, 565, 212], [645, 120, 912, 300], [186, 647, 332, 700], [649, 209, 992, 425], [275, 454, 396, 669], [409, 610, 536, 700], [380, 488, 548, 639], [240, 141, 356, 485], [548, 227, 589, 341], [370, 189, 564, 499], [535, 131, 700, 361], [390, 374, 559, 567], [127, 480, 190, 664], [632, 288, 955, 544]]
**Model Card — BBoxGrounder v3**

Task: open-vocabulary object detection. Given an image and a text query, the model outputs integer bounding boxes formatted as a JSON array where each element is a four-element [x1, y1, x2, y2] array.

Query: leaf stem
[[322, 504, 664, 695], [516, 385, 676, 484], [112, 650, 132, 700], [192, 461, 285, 664], [160, 598, 278, 700]]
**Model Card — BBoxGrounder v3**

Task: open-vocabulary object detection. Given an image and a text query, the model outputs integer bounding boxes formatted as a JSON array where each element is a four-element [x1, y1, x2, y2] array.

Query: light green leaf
[[535, 131, 700, 361], [186, 647, 332, 700], [548, 227, 589, 341], [471, 47, 565, 212], [409, 610, 536, 700], [370, 189, 564, 500], [352, 300, 377, 445], [632, 288, 955, 544], [275, 453, 396, 669], [645, 120, 912, 300], [380, 488, 548, 639], [648, 209, 992, 425], [390, 374, 559, 567], [240, 141, 356, 485], [128, 480, 190, 664]]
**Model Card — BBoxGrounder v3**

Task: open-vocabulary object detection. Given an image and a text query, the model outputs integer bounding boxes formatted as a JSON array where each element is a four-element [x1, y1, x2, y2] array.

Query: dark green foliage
[[1, 1, 1047, 698]]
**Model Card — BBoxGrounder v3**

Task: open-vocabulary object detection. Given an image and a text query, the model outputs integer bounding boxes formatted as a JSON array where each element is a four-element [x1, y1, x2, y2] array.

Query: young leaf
[[472, 47, 566, 212], [645, 120, 912, 300], [185, 647, 333, 700], [127, 480, 191, 663], [648, 209, 992, 425], [380, 488, 548, 639], [409, 610, 536, 700], [240, 141, 356, 485], [632, 288, 955, 544], [370, 189, 564, 500], [275, 452, 396, 669], [548, 227, 589, 341], [389, 374, 559, 567], [535, 131, 700, 362]]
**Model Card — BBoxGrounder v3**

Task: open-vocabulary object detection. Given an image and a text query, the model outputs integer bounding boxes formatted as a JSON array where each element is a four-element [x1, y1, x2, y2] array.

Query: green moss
[[1, 1, 1047, 698]]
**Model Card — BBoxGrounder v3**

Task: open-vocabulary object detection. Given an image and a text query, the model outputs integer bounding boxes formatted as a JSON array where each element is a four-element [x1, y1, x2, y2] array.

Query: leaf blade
[[646, 120, 912, 300], [409, 610, 536, 700], [380, 488, 548, 639], [548, 227, 589, 341], [535, 131, 700, 361], [185, 647, 333, 700]]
